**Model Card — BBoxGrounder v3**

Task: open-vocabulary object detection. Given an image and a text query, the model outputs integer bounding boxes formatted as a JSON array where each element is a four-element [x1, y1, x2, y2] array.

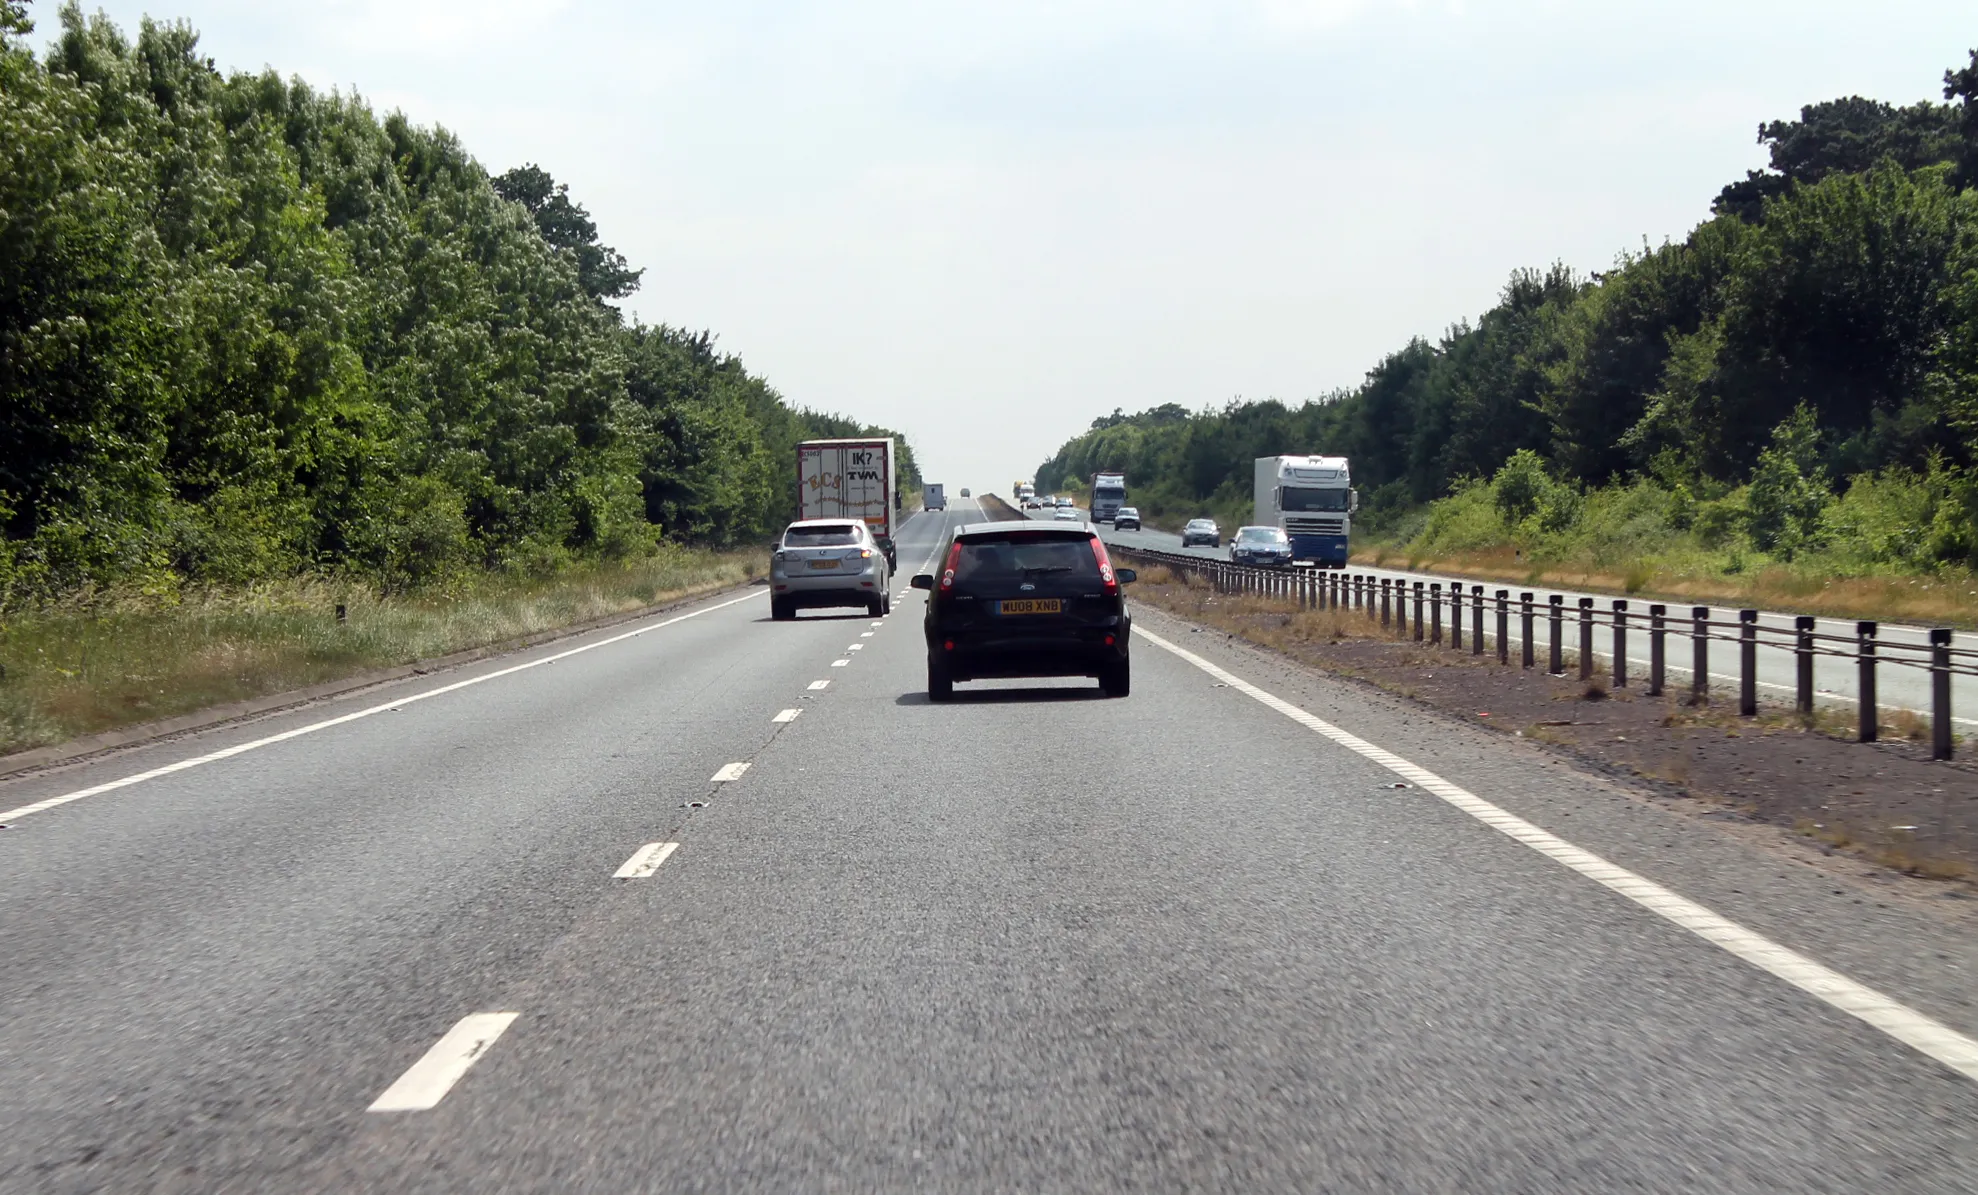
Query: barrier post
[[1430, 583, 1443, 645], [1612, 600, 1628, 688], [1520, 593, 1535, 669], [1450, 584, 1463, 650], [1381, 579, 1391, 629], [1648, 605, 1666, 697], [1692, 607, 1710, 704], [1549, 595, 1564, 674], [1578, 598, 1594, 682], [1795, 615, 1815, 716], [1739, 609, 1758, 716], [1495, 590, 1510, 665], [1471, 586, 1485, 656], [1932, 628, 1954, 760], [1413, 582, 1425, 642], [1857, 621, 1877, 742]]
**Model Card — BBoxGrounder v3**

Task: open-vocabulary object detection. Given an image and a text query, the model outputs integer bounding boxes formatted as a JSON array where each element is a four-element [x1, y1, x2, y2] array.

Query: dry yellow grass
[[0, 548, 760, 756]]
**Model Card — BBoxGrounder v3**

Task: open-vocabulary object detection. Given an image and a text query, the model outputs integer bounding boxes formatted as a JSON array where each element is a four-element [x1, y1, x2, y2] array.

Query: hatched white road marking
[[3, 590, 767, 825], [1137, 626, 1978, 1086], [710, 762, 750, 783], [773, 708, 802, 723], [831, 659, 850, 668], [612, 842, 679, 879], [808, 680, 830, 690], [367, 1013, 519, 1112]]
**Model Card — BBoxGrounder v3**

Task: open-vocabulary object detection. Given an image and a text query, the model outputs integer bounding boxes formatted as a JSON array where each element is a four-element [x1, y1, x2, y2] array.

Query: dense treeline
[[0, 2, 914, 606], [1037, 51, 1978, 572]]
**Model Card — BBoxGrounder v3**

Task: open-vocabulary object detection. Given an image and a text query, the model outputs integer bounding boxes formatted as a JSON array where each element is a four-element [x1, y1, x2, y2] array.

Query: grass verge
[[0, 547, 760, 757]]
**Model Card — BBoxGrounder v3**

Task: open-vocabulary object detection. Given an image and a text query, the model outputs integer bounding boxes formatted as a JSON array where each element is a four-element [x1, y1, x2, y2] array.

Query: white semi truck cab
[[1090, 472, 1127, 523], [1254, 456, 1356, 567]]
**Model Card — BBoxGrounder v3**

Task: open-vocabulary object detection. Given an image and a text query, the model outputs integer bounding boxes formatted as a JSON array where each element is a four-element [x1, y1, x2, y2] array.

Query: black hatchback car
[[910, 520, 1136, 700]]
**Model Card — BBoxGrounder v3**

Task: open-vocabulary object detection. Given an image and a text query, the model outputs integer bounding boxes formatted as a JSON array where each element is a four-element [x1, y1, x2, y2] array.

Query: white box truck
[[798, 438, 897, 569], [924, 483, 947, 511], [1254, 456, 1356, 567], [1090, 472, 1127, 523]]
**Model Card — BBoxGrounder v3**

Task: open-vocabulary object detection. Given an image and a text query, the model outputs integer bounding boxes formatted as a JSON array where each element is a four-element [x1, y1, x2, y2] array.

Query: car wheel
[[867, 596, 884, 617], [927, 652, 954, 701], [1099, 658, 1131, 698], [881, 590, 893, 615], [771, 597, 794, 621]]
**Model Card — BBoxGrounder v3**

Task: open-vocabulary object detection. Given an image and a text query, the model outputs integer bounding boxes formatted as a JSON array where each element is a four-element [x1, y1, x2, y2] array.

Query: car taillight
[[1091, 536, 1118, 596], [859, 549, 872, 559], [938, 541, 962, 592]]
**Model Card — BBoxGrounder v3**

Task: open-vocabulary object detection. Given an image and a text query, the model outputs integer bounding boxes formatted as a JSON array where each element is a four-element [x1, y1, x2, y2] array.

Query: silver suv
[[771, 520, 892, 619]]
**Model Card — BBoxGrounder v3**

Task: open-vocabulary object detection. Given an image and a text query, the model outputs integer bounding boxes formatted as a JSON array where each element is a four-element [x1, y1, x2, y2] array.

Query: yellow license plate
[[998, 598, 1062, 615], [807, 559, 841, 569]]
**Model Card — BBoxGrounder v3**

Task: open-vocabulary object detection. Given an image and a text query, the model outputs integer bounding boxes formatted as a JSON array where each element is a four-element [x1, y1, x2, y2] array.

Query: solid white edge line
[[710, 762, 750, 783], [367, 1012, 520, 1112], [1135, 625, 1978, 1085], [808, 680, 830, 690], [773, 708, 802, 723], [612, 841, 680, 879], [2, 590, 768, 825]]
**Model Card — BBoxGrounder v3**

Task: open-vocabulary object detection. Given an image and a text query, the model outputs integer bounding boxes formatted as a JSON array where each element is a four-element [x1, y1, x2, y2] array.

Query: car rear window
[[785, 524, 862, 546], [952, 533, 1099, 594]]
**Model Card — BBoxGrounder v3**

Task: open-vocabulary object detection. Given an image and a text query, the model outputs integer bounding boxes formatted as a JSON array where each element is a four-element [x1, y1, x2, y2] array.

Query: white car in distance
[[770, 520, 891, 619]]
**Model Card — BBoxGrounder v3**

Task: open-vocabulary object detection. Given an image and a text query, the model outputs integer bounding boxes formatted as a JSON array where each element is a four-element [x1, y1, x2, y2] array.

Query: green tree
[[492, 164, 644, 303], [1744, 405, 1832, 558], [1713, 96, 1960, 221]]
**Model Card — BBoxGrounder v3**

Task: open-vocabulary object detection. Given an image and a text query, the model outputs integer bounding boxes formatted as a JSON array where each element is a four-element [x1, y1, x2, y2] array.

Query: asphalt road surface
[[1089, 509, 1978, 726], [5, 496, 1978, 1192]]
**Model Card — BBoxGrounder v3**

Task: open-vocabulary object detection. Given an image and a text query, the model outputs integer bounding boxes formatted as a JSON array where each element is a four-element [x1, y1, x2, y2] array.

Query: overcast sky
[[57, 0, 1978, 489]]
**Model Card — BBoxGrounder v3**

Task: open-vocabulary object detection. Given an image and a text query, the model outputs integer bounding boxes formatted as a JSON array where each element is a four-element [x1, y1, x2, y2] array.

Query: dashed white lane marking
[[808, 680, 830, 690], [773, 708, 802, 723], [710, 762, 750, 783], [869, 622, 883, 628], [612, 841, 679, 878], [2, 590, 767, 825], [847, 644, 864, 651], [367, 1013, 519, 1112], [1137, 626, 1978, 1086], [860, 632, 875, 638], [831, 659, 850, 668]]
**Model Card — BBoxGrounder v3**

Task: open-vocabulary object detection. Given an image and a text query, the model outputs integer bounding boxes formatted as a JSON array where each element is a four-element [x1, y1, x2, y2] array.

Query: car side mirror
[[1116, 568, 1137, 584], [910, 574, 934, 590]]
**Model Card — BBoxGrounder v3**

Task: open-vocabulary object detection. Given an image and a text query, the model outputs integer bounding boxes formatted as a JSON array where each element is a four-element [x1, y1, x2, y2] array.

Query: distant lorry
[[1090, 472, 1127, 523], [1254, 456, 1356, 567], [1014, 481, 1035, 505], [798, 438, 898, 570], [924, 483, 947, 511]]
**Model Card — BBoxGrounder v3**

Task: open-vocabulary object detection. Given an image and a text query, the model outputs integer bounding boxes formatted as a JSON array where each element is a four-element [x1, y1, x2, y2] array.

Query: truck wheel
[[1099, 659, 1131, 698], [771, 597, 794, 621], [927, 652, 954, 702]]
